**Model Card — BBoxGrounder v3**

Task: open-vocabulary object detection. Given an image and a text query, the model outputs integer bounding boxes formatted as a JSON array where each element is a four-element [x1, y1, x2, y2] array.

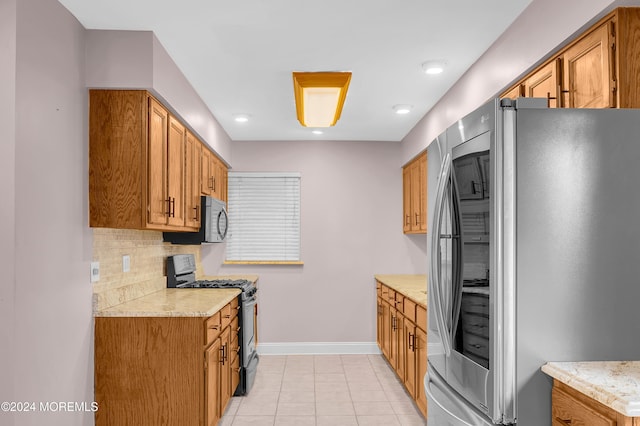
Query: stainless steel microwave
[[163, 196, 228, 244]]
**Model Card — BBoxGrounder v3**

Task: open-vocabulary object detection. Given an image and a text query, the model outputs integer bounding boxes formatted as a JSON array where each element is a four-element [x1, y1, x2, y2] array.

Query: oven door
[[241, 294, 257, 366]]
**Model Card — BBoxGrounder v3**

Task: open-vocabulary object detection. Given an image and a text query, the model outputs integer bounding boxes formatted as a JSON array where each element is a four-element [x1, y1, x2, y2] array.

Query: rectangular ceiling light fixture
[[292, 72, 352, 127]]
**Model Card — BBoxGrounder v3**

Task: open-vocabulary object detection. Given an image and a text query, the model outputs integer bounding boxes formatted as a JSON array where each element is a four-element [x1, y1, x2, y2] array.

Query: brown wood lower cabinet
[[376, 281, 427, 417], [552, 380, 640, 426], [95, 298, 240, 426]]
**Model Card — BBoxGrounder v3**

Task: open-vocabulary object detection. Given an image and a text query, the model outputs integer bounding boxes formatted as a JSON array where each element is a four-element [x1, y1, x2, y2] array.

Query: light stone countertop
[[542, 361, 640, 417], [374, 274, 427, 307], [94, 274, 258, 317], [94, 288, 241, 317]]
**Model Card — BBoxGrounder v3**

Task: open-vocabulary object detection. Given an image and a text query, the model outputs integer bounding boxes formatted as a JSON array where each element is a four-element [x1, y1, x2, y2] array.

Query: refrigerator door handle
[[430, 153, 452, 357], [449, 170, 464, 343]]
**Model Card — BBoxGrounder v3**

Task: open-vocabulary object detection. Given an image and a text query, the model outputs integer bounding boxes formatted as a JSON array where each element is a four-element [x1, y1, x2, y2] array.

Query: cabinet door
[[410, 161, 421, 231], [396, 310, 406, 381], [219, 327, 232, 414], [219, 163, 228, 203], [419, 154, 427, 232], [415, 327, 428, 417], [402, 166, 412, 232], [376, 299, 382, 349], [404, 321, 417, 398], [185, 131, 201, 229], [524, 59, 560, 108], [205, 339, 222, 426], [201, 147, 213, 196], [562, 21, 615, 108], [167, 116, 186, 227], [502, 84, 524, 100], [389, 306, 399, 369], [147, 98, 169, 225], [381, 299, 391, 359], [212, 156, 222, 200]]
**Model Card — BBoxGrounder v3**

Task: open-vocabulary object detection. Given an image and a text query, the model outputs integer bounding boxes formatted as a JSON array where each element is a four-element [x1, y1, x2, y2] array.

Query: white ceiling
[[58, 0, 532, 141]]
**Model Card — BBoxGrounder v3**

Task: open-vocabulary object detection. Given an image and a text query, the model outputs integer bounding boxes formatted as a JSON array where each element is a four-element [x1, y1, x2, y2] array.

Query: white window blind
[[226, 172, 301, 262]]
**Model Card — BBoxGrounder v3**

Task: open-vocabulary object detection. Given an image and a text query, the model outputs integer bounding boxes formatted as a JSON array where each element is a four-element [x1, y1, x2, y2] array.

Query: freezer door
[[426, 365, 495, 426]]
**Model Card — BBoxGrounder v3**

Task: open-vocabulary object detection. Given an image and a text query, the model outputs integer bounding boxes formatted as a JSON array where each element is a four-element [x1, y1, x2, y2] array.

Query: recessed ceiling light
[[233, 114, 250, 123], [393, 105, 413, 115], [312, 130, 324, 135], [421, 61, 445, 75]]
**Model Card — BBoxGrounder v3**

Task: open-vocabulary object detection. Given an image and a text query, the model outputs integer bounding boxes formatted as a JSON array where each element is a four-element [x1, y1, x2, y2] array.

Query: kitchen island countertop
[[374, 274, 427, 307], [542, 360, 640, 417]]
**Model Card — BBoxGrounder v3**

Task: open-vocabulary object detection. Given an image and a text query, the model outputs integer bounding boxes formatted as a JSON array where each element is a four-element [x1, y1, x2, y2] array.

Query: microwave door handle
[[430, 153, 452, 357], [218, 208, 228, 240]]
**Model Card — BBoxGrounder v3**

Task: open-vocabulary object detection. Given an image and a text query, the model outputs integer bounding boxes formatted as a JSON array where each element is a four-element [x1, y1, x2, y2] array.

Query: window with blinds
[[226, 172, 301, 262]]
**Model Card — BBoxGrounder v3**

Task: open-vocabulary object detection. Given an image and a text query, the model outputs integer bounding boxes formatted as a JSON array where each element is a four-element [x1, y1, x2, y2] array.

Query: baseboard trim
[[257, 342, 382, 355]]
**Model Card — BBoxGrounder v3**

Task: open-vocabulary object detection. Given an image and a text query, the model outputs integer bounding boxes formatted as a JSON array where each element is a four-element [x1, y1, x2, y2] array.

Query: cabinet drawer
[[552, 387, 615, 426], [221, 302, 233, 329], [231, 316, 239, 344], [230, 296, 240, 318], [403, 298, 416, 323], [380, 285, 390, 301], [387, 289, 396, 304], [393, 294, 404, 311], [205, 312, 222, 344], [416, 305, 426, 332]]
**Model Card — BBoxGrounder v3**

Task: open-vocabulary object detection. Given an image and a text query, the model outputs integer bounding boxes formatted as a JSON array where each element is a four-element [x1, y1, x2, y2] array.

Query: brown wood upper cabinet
[[403, 152, 427, 234], [200, 144, 229, 202], [502, 8, 640, 109], [89, 89, 226, 232]]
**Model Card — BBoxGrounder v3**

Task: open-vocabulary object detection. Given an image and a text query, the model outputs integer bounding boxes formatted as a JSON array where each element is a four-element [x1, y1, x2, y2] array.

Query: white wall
[[202, 140, 427, 352], [0, 0, 17, 424], [12, 0, 93, 424], [85, 30, 233, 163], [401, 0, 632, 162]]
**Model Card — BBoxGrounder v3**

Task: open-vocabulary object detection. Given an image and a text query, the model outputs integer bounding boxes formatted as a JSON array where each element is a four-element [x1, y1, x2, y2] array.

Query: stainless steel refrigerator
[[425, 98, 640, 425]]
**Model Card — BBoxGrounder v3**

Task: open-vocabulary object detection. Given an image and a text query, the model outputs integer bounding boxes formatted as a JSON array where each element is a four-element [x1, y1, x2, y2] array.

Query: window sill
[[223, 260, 304, 265]]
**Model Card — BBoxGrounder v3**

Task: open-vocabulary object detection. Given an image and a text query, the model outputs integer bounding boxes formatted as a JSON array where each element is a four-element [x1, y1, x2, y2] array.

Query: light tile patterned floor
[[220, 354, 426, 426]]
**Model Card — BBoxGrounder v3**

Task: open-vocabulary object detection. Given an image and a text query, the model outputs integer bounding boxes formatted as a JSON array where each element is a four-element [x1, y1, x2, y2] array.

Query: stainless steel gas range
[[167, 254, 258, 395]]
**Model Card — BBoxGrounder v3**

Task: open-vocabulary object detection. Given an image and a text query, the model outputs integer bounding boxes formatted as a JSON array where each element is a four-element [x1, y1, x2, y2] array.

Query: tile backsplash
[[92, 228, 202, 311]]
